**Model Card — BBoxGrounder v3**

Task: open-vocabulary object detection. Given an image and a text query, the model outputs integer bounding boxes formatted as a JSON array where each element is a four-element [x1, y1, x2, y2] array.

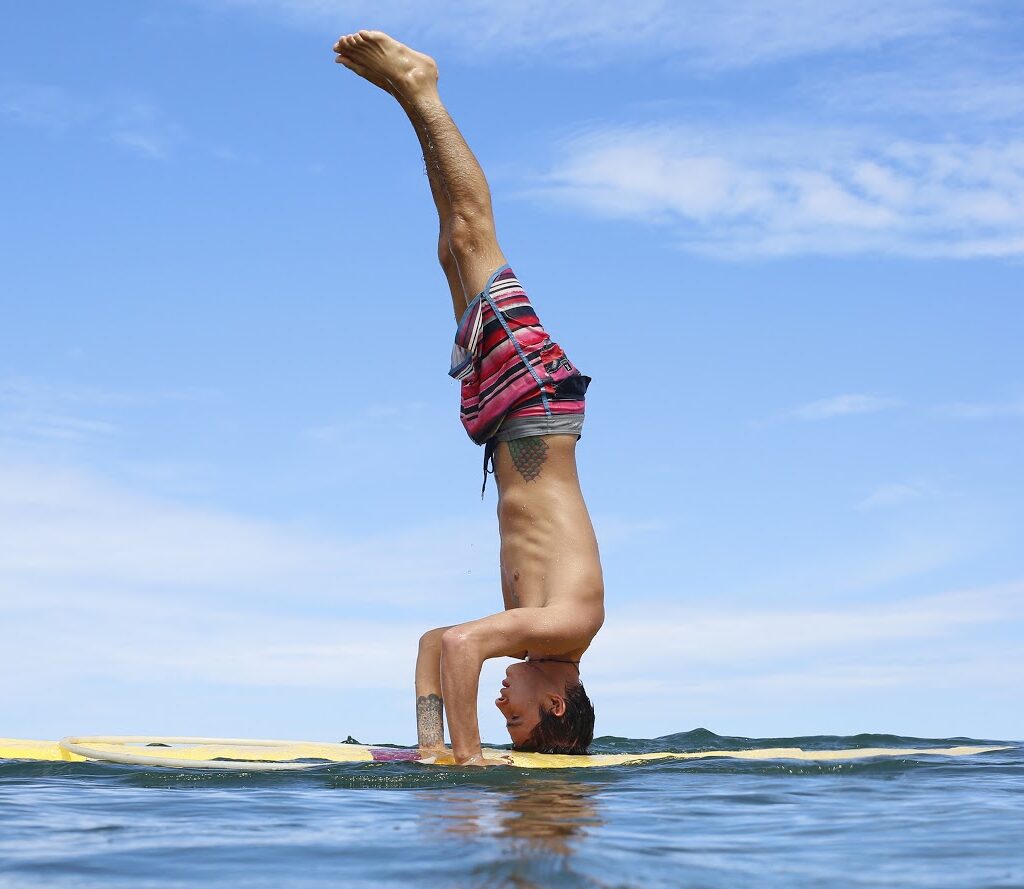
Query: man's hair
[[515, 681, 595, 755]]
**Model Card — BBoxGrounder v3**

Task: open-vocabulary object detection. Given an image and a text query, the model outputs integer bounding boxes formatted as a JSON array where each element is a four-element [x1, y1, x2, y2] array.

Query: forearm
[[440, 630, 485, 762], [415, 628, 448, 749]]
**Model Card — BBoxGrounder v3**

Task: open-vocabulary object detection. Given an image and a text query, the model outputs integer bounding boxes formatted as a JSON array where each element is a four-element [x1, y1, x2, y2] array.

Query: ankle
[[399, 77, 441, 107]]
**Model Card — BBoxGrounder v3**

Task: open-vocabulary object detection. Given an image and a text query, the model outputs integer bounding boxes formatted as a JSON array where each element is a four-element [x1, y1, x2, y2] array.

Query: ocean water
[[1, 730, 1021, 888]]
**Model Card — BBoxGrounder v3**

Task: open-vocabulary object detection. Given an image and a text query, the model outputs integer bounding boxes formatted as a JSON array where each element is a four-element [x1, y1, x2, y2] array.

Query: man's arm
[[416, 626, 452, 751], [440, 606, 601, 764]]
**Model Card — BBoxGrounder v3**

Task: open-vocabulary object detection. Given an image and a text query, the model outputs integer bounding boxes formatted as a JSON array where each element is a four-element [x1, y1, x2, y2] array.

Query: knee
[[443, 209, 496, 261], [437, 230, 457, 270]]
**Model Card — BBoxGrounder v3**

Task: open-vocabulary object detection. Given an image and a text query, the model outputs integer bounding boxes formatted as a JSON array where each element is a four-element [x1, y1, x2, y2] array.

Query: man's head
[[495, 661, 595, 754]]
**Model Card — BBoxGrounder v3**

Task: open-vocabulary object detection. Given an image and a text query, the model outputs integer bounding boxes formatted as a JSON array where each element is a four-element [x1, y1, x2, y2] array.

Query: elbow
[[419, 625, 452, 651], [418, 629, 438, 652], [440, 626, 477, 661]]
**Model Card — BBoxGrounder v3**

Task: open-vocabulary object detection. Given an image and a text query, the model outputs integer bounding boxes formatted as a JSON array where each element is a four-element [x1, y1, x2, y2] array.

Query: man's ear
[[545, 693, 566, 717]]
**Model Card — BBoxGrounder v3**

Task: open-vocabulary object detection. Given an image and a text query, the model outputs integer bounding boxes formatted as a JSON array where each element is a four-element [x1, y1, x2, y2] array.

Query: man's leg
[[333, 30, 507, 321]]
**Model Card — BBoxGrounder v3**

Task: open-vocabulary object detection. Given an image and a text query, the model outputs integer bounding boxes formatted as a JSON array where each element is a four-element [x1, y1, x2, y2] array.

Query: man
[[333, 30, 604, 766]]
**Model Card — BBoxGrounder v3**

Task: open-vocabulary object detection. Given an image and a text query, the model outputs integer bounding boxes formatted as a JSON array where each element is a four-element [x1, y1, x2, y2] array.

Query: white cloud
[[857, 482, 929, 511], [2, 452, 1019, 740], [0, 83, 93, 130], [306, 401, 434, 443], [0, 84, 184, 159], [0, 457, 496, 606], [0, 377, 211, 446], [530, 125, 1024, 259], [6, 571, 1017, 699], [588, 581, 1024, 678], [106, 100, 187, 160], [808, 66, 1024, 124], [591, 515, 664, 547], [937, 398, 1024, 419], [783, 393, 900, 421], [0, 454, 662, 711], [0, 376, 211, 407], [201, 0, 988, 69], [0, 597, 421, 692], [597, 656, 1024, 697], [0, 413, 118, 443]]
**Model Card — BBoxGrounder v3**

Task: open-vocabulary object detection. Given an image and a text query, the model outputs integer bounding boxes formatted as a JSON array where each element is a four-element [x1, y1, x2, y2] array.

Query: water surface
[[1, 730, 1021, 888]]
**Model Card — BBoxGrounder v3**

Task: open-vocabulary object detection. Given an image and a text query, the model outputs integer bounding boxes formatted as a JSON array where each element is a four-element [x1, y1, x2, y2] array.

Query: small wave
[[1, 735, 1018, 790], [588, 728, 1018, 754]]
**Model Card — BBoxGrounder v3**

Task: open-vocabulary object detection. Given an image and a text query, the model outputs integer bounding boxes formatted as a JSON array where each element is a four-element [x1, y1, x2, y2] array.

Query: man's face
[[495, 662, 550, 747]]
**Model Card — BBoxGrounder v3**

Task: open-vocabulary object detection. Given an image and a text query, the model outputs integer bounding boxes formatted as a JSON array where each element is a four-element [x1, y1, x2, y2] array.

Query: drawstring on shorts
[[481, 439, 497, 498]]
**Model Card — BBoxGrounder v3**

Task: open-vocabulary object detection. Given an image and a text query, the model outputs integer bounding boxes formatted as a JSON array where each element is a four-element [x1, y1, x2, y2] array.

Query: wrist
[[452, 745, 482, 764]]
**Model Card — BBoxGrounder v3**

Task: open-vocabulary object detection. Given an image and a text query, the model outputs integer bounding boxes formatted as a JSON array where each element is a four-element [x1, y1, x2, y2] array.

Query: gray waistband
[[492, 413, 585, 442]]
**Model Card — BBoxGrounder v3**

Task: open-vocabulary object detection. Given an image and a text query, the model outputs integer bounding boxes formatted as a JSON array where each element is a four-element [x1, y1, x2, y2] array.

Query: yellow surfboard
[[0, 736, 1011, 771]]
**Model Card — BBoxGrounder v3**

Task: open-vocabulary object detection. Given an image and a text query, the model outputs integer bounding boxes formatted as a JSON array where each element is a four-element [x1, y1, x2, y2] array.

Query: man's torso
[[494, 435, 604, 659]]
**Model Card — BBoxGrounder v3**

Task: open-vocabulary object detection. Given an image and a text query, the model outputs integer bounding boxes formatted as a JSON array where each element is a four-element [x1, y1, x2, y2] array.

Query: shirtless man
[[333, 30, 605, 766]]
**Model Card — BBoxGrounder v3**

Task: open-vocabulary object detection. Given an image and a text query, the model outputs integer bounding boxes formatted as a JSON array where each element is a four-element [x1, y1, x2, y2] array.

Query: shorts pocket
[[553, 371, 590, 401]]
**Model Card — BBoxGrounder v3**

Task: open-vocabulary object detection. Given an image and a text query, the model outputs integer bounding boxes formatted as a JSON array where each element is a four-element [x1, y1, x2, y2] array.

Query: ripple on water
[[0, 733, 1020, 888]]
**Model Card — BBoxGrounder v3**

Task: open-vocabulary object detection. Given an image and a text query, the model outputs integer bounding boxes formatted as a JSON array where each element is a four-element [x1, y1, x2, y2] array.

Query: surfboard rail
[[0, 736, 1011, 771]]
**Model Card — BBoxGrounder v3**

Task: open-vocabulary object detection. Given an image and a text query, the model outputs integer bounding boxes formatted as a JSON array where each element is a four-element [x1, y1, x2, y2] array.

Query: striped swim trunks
[[448, 264, 591, 476]]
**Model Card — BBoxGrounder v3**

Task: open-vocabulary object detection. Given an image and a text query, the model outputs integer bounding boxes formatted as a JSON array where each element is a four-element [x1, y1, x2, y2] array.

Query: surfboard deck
[[0, 737, 1011, 770]]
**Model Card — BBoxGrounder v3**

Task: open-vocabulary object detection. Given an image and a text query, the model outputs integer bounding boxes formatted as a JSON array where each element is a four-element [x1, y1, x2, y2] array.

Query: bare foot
[[333, 30, 438, 101]]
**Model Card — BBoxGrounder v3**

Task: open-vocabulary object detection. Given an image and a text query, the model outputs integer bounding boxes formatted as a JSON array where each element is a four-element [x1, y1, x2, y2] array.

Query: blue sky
[[2, 1, 1022, 746]]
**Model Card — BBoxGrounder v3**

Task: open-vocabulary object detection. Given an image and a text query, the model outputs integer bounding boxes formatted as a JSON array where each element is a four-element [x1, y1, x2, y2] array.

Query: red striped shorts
[[448, 264, 591, 447]]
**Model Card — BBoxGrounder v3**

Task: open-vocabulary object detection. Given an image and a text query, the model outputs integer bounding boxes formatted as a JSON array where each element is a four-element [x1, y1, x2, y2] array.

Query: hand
[[417, 744, 447, 759], [457, 752, 513, 767]]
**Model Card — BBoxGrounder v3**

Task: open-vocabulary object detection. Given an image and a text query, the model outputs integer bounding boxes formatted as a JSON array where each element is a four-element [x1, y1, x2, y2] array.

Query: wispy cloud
[[306, 401, 434, 444], [3, 449, 1017, 698], [0, 376, 210, 406], [0, 451, 680, 747], [8, 580, 1020, 695], [0, 83, 93, 130], [590, 581, 1024, 677], [0, 84, 185, 159], [591, 515, 665, 547], [857, 482, 930, 511], [203, 1, 1021, 260], [529, 125, 1024, 259], [0, 414, 118, 443], [937, 398, 1024, 419], [0, 377, 210, 446], [0, 597, 422, 692], [106, 100, 187, 159], [2, 451, 1016, 740], [201, 0, 989, 70], [598, 656, 1024, 698], [0, 458, 496, 606], [781, 393, 901, 421], [588, 584, 1024, 738], [807, 64, 1024, 124]]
